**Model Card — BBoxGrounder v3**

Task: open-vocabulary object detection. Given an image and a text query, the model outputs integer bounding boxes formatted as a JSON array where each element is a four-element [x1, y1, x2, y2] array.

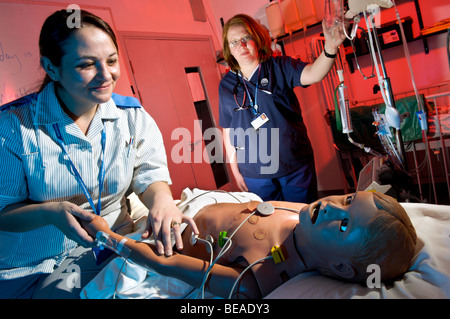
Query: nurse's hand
[[45, 201, 97, 248], [233, 171, 249, 192], [322, 18, 348, 53], [345, 0, 393, 19], [139, 182, 199, 256], [228, 157, 248, 192]]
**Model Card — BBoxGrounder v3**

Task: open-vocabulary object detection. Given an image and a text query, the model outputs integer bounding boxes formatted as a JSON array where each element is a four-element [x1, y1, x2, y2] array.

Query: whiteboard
[[0, 0, 132, 106]]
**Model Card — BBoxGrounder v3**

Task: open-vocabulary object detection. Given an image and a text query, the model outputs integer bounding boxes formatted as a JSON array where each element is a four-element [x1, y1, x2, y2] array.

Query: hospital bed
[[81, 188, 450, 299]]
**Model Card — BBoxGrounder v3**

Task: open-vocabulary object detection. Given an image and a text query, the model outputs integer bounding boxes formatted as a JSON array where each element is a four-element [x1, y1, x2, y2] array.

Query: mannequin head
[[296, 191, 416, 284]]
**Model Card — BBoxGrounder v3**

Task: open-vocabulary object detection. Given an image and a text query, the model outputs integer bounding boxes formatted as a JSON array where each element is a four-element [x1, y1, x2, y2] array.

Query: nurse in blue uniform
[[219, 14, 347, 203]]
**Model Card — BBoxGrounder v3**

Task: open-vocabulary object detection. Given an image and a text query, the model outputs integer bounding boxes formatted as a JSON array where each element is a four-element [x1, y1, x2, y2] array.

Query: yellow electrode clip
[[271, 245, 285, 264]]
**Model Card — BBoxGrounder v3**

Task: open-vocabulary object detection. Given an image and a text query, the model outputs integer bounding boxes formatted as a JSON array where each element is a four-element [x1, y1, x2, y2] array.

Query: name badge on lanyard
[[53, 123, 106, 216], [54, 123, 114, 264], [242, 65, 270, 130], [251, 113, 269, 130]]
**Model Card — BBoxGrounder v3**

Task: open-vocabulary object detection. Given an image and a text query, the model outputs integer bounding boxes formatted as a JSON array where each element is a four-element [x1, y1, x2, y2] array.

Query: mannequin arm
[[82, 215, 261, 298]]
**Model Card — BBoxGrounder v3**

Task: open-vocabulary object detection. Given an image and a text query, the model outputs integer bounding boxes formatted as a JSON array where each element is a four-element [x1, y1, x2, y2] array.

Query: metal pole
[[430, 94, 450, 201], [370, 22, 409, 170], [412, 142, 424, 201]]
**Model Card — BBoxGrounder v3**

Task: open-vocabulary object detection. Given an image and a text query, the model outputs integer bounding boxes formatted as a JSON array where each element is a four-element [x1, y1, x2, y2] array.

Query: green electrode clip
[[218, 231, 228, 247]]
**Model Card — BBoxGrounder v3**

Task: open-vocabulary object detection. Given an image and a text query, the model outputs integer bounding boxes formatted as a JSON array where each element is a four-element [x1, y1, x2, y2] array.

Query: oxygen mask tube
[[326, 1, 397, 145], [342, 6, 397, 164], [362, 10, 401, 131], [335, 69, 382, 157]]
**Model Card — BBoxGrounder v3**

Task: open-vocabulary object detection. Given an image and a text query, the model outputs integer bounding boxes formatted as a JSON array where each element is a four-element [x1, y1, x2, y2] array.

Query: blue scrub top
[[219, 56, 314, 178]]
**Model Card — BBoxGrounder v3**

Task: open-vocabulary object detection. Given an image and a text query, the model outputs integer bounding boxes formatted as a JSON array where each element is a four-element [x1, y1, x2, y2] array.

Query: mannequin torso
[[181, 201, 307, 296]]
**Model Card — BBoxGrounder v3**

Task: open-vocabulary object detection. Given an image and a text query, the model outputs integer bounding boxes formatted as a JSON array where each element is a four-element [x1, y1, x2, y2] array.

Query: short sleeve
[[0, 112, 29, 210], [130, 108, 172, 195]]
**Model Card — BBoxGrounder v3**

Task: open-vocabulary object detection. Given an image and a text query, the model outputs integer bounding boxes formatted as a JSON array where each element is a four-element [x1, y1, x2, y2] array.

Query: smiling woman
[[41, 26, 120, 134], [0, 9, 196, 299]]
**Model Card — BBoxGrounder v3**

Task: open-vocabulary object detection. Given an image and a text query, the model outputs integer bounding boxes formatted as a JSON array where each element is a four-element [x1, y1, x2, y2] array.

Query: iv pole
[[365, 11, 408, 170], [342, 2, 409, 171]]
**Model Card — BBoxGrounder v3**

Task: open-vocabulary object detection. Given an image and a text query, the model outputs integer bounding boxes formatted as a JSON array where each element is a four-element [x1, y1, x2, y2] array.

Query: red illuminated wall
[[278, 0, 450, 192]]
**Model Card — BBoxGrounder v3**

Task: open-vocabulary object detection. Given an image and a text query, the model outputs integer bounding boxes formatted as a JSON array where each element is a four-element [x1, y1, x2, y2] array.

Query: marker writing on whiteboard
[[0, 41, 22, 74]]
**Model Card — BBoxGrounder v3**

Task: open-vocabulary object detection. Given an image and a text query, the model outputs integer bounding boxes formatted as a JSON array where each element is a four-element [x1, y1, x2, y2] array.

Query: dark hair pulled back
[[38, 9, 118, 91]]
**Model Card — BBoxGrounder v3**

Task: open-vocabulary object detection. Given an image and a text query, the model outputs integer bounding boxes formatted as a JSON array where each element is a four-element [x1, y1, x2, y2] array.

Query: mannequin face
[[296, 192, 379, 270], [227, 24, 259, 70]]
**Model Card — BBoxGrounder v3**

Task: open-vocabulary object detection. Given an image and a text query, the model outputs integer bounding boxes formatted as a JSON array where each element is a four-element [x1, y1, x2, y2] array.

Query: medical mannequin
[[82, 191, 416, 299]]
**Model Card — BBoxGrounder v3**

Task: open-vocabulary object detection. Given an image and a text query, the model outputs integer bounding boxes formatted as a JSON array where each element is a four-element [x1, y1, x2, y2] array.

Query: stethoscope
[[233, 71, 247, 110], [233, 65, 261, 117]]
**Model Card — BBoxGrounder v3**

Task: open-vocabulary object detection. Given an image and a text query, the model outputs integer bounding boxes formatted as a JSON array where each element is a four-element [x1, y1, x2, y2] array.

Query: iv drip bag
[[324, 0, 344, 31]]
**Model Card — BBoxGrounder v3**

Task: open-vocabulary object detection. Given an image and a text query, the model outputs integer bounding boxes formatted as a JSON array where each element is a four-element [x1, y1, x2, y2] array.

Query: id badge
[[251, 113, 269, 130]]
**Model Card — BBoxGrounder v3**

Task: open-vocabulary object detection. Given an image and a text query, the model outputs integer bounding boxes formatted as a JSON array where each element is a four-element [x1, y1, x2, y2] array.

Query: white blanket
[[81, 189, 450, 299]]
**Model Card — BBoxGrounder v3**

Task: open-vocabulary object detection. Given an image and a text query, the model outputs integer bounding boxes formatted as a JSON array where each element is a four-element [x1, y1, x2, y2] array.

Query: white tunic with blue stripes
[[0, 82, 171, 279]]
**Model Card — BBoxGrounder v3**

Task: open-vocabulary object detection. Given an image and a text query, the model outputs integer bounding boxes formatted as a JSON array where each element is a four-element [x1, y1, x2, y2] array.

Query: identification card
[[251, 113, 269, 130]]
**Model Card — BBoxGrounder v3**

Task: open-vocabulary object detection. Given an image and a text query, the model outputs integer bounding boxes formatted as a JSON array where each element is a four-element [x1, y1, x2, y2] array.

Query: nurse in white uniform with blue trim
[[219, 14, 347, 203], [0, 9, 197, 298]]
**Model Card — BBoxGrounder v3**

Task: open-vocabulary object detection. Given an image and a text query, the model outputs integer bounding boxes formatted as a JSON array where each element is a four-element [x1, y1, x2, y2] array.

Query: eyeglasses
[[229, 35, 254, 48]]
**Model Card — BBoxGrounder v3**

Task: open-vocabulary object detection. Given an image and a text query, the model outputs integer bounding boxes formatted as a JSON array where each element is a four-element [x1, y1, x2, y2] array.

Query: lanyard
[[240, 65, 261, 116], [53, 123, 106, 215]]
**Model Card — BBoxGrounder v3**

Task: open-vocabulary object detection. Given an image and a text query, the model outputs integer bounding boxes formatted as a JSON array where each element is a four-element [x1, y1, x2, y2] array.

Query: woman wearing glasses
[[219, 14, 346, 203]]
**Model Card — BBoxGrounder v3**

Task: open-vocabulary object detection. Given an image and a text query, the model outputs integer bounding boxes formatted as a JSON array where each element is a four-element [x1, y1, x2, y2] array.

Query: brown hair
[[347, 192, 417, 283], [38, 9, 118, 91], [222, 14, 272, 72]]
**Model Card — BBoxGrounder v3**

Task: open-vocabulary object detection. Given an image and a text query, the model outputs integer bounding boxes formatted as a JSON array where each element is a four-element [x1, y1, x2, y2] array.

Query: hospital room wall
[[280, 0, 450, 194], [34, 0, 222, 42], [32, 0, 225, 97], [12, 0, 343, 193], [10, 0, 448, 195]]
